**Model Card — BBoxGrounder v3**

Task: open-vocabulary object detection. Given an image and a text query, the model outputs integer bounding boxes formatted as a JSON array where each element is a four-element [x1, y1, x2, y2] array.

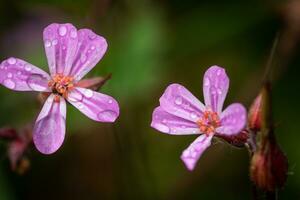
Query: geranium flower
[[151, 66, 247, 170], [0, 23, 119, 154]]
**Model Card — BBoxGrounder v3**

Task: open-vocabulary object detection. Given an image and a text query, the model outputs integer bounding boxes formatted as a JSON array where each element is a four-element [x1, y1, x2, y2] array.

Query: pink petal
[[43, 23, 79, 75], [67, 87, 119, 122], [69, 29, 107, 80], [216, 103, 247, 136], [0, 58, 51, 91], [33, 94, 66, 154], [151, 106, 200, 135], [181, 134, 213, 171], [203, 66, 229, 113], [159, 84, 205, 123]]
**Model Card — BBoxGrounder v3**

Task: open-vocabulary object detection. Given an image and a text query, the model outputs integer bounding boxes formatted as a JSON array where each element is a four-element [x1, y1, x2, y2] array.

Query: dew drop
[[68, 91, 83, 102], [44, 40, 51, 47], [175, 96, 183, 105], [97, 110, 118, 122], [154, 123, 170, 133], [70, 30, 77, 38], [7, 73, 13, 78], [204, 78, 210, 86], [84, 89, 93, 98], [217, 88, 222, 94], [80, 55, 87, 63], [162, 119, 167, 124], [52, 39, 58, 46], [77, 102, 84, 109], [90, 45, 95, 50], [17, 71, 22, 75], [8, 58, 16, 65], [27, 74, 48, 91], [3, 79, 16, 89], [217, 69, 222, 76], [58, 26, 67, 36], [108, 99, 113, 104], [62, 46, 66, 50], [190, 112, 197, 119], [25, 64, 32, 71]]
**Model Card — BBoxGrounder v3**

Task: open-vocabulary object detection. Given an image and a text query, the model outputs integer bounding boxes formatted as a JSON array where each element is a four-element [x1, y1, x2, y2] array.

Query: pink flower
[[151, 66, 247, 170], [0, 23, 120, 154]]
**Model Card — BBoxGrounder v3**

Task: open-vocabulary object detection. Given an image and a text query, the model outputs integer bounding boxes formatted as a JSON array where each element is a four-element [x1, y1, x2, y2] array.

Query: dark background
[[0, 0, 299, 199]]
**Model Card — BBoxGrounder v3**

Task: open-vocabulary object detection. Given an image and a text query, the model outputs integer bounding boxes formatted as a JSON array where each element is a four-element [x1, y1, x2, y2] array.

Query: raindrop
[[3, 79, 16, 89], [175, 96, 183, 105], [90, 45, 95, 50], [70, 30, 77, 38], [44, 40, 51, 48], [8, 58, 16, 65], [108, 99, 113, 104], [84, 89, 93, 98], [80, 55, 87, 63], [190, 112, 197, 119], [154, 123, 170, 133], [58, 26, 67, 36], [27, 74, 48, 91], [7, 73, 13, 78], [97, 110, 118, 122], [52, 39, 58, 46], [162, 119, 167, 124], [77, 103, 84, 109], [25, 64, 32, 71], [217, 69, 222, 76], [217, 88, 222, 94], [68, 91, 83, 102], [204, 78, 210, 86]]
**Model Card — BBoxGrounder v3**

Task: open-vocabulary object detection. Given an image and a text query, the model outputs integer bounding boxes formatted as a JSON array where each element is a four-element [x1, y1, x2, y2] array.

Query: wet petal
[[69, 29, 107, 80], [151, 106, 200, 135], [43, 23, 78, 75], [216, 103, 247, 136], [33, 94, 66, 154], [181, 134, 213, 171], [203, 66, 229, 113], [67, 87, 119, 122], [0, 58, 50, 91], [159, 84, 205, 123]]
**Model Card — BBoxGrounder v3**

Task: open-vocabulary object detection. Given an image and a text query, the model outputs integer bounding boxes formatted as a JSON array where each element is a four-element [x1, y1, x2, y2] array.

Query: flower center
[[48, 74, 74, 101], [196, 110, 221, 135]]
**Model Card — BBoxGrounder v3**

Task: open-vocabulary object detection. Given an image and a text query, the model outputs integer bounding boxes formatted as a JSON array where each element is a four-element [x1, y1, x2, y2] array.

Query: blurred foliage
[[0, 0, 299, 200]]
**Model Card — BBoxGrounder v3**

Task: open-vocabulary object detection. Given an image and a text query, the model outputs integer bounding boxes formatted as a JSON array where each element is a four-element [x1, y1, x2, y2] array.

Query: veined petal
[[67, 87, 119, 122], [216, 103, 247, 136], [159, 83, 205, 123], [151, 106, 201, 135], [203, 66, 229, 114], [69, 29, 107, 81], [33, 94, 66, 154], [181, 134, 213, 171], [0, 58, 50, 91], [43, 23, 79, 75]]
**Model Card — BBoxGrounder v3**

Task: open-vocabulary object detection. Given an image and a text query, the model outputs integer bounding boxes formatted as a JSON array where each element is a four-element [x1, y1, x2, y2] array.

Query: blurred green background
[[0, 0, 299, 199]]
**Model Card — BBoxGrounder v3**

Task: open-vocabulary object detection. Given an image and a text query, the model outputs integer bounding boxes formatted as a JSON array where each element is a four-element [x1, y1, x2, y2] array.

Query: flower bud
[[250, 136, 288, 191], [248, 92, 262, 132]]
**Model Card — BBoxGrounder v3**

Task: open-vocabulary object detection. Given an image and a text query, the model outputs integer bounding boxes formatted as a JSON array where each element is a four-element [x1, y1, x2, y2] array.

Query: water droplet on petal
[[3, 79, 16, 89], [190, 112, 197, 119], [154, 123, 170, 133], [90, 45, 95, 50], [8, 58, 16, 65], [97, 110, 118, 122], [27, 74, 48, 91], [68, 91, 83, 102], [44, 40, 51, 47], [52, 39, 58, 46], [175, 96, 183, 105], [7, 73, 13, 78], [58, 26, 67, 36], [217, 69, 222, 76], [217, 88, 222, 94], [25, 64, 32, 71], [70, 30, 77, 38], [77, 102, 84, 109], [204, 78, 210, 86], [17, 71, 22, 75], [80, 55, 87, 63], [162, 119, 167, 124], [84, 89, 93, 98], [108, 99, 113, 104]]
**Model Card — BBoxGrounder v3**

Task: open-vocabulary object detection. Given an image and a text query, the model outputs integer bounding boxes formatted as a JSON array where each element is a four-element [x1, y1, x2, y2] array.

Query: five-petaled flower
[[0, 23, 120, 154], [151, 66, 247, 171]]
